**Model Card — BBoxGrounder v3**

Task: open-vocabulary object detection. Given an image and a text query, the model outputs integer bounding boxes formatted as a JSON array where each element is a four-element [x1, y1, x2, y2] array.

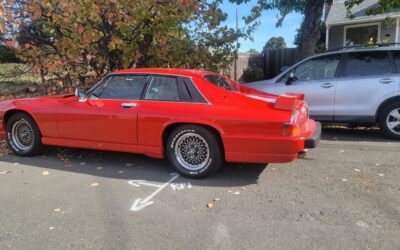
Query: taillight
[[282, 109, 302, 136]]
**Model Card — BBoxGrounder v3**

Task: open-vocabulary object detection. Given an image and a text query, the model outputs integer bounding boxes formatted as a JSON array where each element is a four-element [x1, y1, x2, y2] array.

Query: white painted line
[[129, 174, 179, 212]]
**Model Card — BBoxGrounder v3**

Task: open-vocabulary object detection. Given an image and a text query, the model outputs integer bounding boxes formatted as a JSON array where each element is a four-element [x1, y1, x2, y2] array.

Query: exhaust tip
[[298, 151, 307, 159]]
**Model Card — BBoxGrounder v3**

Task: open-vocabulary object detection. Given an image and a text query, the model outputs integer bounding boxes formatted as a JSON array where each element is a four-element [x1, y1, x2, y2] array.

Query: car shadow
[[321, 125, 396, 143], [0, 144, 268, 187]]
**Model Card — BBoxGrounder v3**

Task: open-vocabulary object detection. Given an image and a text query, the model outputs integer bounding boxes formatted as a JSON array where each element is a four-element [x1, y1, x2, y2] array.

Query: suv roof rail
[[327, 43, 400, 52]]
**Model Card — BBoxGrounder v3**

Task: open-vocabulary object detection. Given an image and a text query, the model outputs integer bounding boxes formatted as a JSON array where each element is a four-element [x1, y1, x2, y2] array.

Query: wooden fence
[[223, 48, 304, 83]]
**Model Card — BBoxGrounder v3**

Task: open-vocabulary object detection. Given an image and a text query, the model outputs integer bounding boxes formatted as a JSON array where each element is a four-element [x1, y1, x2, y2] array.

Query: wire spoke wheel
[[11, 119, 35, 151], [174, 133, 210, 171], [386, 108, 400, 135]]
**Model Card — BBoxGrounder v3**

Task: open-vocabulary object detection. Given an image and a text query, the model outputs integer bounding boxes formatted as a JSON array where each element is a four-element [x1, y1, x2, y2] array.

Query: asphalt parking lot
[[0, 127, 399, 250]]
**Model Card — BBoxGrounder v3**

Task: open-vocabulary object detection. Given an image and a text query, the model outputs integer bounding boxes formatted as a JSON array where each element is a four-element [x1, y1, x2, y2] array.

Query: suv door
[[334, 51, 398, 122], [275, 54, 342, 121]]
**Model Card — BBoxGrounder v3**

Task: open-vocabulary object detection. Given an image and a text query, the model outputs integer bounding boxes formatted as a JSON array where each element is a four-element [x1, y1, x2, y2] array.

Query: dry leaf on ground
[[207, 203, 213, 208], [90, 182, 99, 187], [233, 191, 240, 195], [42, 171, 49, 176], [213, 197, 221, 202]]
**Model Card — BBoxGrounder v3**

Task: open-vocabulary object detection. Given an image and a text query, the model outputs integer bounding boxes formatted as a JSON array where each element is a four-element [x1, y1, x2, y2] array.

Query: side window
[[393, 51, 400, 72], [144, 76, 180, 101], [93, 75, 148, 100], [342, 52, 390, 77], [294, 55, 341, 81], [203, 74, 236, 91]]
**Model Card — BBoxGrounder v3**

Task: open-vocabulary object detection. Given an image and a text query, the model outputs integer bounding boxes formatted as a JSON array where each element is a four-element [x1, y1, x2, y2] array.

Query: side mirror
[[286, 72, 296, 85], [75, 88, 87, 102]]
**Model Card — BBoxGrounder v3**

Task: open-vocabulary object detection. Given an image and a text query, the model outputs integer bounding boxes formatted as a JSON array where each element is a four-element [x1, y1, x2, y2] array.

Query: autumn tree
[[1, 0, 240, 86], [263, 36, 287, 50]]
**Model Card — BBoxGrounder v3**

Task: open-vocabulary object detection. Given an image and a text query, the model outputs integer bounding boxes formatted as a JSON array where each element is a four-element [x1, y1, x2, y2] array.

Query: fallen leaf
[[339, 150, 345, 153], [341, 178, 348, 182], [240, 187, 247, 191], [53, 208, 61, 212], [42, 171, 49, 176], [228, 190, 232, 193], [375, 163, 381, 166], [213, 197, 221, 202], [354, 168, 361, 172], [90, 182, 99, 187], [233, 191, 240, 195], [0, 170, 12, 174], [324, 177, 329, 181], [378, 173, 384, 177], [207, 203, 213, 208], [96, 167, 103, 170], [49, 226, 55, 230]]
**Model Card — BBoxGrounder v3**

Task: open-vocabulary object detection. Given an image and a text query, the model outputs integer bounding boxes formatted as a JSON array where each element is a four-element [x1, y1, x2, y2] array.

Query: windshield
[[203, 74, 238, 91]]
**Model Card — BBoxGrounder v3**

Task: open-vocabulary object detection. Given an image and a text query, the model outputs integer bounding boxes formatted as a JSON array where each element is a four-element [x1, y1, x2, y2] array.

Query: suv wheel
[[166, 125, 223, 179], [379, 102, 400, 140]]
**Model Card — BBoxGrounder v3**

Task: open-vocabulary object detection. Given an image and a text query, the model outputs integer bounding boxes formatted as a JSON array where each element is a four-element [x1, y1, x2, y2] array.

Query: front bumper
[[305, 121, 321, 148]]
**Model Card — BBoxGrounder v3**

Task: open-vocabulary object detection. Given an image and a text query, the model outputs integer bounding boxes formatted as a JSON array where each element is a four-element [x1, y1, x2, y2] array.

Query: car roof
[[318, 46, 400, 57], [112, 68, 215, 78]]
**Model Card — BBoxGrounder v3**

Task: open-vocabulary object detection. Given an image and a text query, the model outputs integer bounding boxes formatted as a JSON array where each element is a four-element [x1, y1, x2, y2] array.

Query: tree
[[230, 0, 329, 58], [247, 48, 260, 55], [2, 0, 241, 86], [263, 36, 287, 50], [294, 21, 326, 52]]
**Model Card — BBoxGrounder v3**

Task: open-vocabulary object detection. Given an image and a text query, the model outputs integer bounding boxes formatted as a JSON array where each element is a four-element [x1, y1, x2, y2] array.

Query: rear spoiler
[[274, 93, 305, 111]]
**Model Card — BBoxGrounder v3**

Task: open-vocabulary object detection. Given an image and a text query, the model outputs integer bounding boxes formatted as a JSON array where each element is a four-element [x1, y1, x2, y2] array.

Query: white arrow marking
[[130, 174, 179, 211], [128, 180, 163, 188]]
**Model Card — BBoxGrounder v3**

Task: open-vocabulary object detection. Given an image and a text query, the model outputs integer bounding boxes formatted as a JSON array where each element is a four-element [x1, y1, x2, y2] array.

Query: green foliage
[[345, 0, 400, 17], [263, 36, 287, 50], [0, 45, 20, 63], [243, 66, 264, 82], [3, 0, 242, 86]]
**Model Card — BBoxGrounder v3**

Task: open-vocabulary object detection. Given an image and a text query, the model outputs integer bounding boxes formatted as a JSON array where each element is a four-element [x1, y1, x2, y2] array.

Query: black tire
[[6, 112, 43, 156], [379, 101, 400, 140], [166, 125, 223, 179]]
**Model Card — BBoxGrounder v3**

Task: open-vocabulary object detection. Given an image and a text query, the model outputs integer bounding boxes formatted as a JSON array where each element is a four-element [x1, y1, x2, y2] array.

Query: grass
[[0, 63, 42, 97]]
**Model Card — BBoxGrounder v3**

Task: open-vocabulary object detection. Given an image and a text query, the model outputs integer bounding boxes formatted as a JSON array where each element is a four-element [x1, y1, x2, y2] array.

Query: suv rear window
[[342, 52, 390, 77]]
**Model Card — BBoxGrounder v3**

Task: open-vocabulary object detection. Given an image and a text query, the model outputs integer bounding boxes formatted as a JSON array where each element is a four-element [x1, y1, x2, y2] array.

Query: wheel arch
[[375, 96, 400, 121], [161, 122, 225, 158], [3, 109, 38, 129]]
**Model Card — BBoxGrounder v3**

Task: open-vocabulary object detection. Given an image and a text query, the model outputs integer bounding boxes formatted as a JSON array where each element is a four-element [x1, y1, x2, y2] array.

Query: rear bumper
[[223, 119, 320, 164], [305, 122, 321, 149]]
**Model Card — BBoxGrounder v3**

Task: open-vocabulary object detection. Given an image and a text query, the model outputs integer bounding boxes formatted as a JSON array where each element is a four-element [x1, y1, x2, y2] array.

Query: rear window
[[392, 51, 400, 72], [203, 74, 237, 91], [342, 52, 390, 77]]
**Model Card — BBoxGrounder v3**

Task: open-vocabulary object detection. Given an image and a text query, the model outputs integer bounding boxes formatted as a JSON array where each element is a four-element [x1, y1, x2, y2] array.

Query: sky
[[220, 0, 304, 52]]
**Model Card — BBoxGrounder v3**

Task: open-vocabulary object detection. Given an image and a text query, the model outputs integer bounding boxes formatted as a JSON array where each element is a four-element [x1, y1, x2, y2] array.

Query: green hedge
[[0, 45, 20, 63]]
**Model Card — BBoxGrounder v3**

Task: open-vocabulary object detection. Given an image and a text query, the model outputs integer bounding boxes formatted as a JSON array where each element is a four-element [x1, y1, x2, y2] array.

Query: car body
[[248, 47, 400, 139], [0, 68, 320, 178]]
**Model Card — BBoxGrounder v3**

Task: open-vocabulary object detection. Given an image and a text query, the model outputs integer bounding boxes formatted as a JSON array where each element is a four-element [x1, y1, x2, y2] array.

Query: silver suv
[[248, 47, 400, 139]]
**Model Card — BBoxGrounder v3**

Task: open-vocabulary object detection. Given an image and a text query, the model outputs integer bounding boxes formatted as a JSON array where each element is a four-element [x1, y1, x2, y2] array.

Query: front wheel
[[166, 125, 223, 179], [6, 112, 43, 156], [379, 102, 400, 140]]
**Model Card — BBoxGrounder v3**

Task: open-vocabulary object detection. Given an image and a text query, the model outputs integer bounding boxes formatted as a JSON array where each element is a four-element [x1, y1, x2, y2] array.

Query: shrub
[[243, 66, 264, 82], [0, 45, 20, 63]]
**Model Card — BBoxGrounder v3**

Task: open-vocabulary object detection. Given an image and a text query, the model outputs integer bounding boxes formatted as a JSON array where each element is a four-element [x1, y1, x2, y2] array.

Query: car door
[[275, 54, 342, 121], [334, 51, 399, 122], [56, 74, 149, 144]]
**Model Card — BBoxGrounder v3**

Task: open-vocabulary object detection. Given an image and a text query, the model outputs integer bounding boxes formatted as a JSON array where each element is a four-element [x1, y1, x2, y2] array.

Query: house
[[326, 0, 400, 50]]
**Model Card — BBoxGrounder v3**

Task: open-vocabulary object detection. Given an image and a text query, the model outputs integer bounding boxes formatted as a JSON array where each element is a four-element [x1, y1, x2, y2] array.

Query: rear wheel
[[6, 113, 43, 156], [379, 102, 400, 140], [166, 125, 223, 179]]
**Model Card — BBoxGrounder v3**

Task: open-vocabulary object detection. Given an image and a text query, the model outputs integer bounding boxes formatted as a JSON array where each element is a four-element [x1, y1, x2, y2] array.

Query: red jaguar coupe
[[0, 68, 321, 178]]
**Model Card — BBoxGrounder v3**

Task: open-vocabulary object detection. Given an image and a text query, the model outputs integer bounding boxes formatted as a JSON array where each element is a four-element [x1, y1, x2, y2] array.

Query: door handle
[[121, 103, 137, 108], [320, 83, 333, 88], [379, 78, 394, 84]]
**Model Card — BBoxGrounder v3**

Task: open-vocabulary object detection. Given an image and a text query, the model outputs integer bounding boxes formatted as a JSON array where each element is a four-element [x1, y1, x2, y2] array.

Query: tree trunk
[[299, 0, 325, 59]]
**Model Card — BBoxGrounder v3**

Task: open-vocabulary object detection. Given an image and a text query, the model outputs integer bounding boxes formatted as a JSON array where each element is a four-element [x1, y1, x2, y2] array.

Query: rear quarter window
[[342, 51, 391, 77]]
